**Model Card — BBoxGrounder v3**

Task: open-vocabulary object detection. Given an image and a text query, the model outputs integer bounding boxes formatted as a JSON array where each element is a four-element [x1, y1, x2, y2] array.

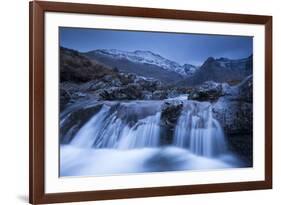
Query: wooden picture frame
[[29, 1, 272, 204]]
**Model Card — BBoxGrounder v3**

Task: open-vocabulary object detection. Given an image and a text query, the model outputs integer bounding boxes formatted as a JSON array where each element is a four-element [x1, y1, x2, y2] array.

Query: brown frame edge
[[29, 1, 272, 204]]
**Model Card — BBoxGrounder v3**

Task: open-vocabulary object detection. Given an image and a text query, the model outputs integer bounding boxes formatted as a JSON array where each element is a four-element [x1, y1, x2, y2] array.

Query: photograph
[[59, 27, 253, 177]]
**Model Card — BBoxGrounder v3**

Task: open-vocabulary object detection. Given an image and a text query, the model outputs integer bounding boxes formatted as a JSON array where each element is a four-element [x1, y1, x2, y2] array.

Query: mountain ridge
[[176, 55, 253, 86], [84, 49, 198, 77], [62, 46, 252, 86]]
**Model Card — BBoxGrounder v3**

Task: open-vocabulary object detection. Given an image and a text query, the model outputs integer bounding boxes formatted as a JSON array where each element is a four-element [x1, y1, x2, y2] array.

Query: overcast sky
[[60, 27, 253, 66]]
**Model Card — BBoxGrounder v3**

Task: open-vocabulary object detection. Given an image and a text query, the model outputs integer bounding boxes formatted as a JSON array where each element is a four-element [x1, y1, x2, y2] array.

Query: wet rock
[[213, 99, 252, 135], [212, 76, 253, 165], [103, 75, 123, 87], [60, 104, 103, 144], [87, 80, 108, 91], [114, 101, 161, 125], [136, 78, 162, 92], [152, 90, 168, 100], [99, 84, 143, 100], [60, 82, 92, 111], [160, 101, 184, 145], [188, 81, 223, 101], [60, 88, 72, 111], [237, 75, 253, 103], [118, 73, 136, 85], [142, 91, 153, 100], [166, 90, 179, 99]]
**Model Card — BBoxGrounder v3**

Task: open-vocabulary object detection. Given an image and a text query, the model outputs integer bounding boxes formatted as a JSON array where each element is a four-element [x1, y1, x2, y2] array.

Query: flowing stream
[[60, 99, 242, 177], [174, 102, 227, 157]]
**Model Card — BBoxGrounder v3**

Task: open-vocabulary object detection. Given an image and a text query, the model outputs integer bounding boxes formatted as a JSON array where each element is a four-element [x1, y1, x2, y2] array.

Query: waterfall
[[70, 105, 111, 148], [70, 103, 161, 149], [117, 112, 161, 149], [173, 102, 227, 157], [69, 100, 227, 157], [61, 100, 240, 177]]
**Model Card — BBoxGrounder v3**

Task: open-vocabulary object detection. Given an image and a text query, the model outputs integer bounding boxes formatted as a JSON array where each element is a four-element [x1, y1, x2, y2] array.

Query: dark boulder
[[142, 91, 153, 100], [60, 103, 103, 144], [118, 73, 136, 85], [87, 80, 108, 91], [160, 101, 183, 145], [59, 82, 92, 111], [136, 78, 162, 92], [212, 76, 253, 165], [106, 75, 123, 87], [99, 84, 144, 100], [152, 90, 168, 100], [237, 75, 253, 103], [188, 81, 224, 101], [60, 88, 72, 111]]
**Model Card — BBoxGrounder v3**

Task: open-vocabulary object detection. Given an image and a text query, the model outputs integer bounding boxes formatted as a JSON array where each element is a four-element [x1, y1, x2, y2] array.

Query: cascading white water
[[70, 100, 227, 157], [70, 102, 161, 149], [61, 100, 241, 177], [117, 112, 161, 149], [173, 102, 227, 157], [70, 105, 111, 148]]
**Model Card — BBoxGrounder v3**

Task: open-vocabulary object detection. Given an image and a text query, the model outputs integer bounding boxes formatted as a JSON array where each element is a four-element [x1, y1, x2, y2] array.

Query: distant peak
[[217, 57, 229, 61], [85, 48, 198, 76], [134, 50, 153, 54], [206, 57, 215, 63], [183, 63, 196, 67], [95, 49, 162, 57], [96, 48, 123, 53], [200, 57, 217, 69]]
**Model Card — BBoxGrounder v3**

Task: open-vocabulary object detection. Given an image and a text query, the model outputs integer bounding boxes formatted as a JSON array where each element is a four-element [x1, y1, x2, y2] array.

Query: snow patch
[[95, 49, 198, 76]]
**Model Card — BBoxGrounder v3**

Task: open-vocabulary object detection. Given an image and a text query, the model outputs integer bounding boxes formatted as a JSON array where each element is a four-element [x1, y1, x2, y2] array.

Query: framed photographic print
[[29, 1, 272, 204]]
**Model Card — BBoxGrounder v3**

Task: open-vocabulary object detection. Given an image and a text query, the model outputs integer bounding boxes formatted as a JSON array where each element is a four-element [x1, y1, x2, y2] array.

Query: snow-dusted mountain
[[183, 64, 198, 75], [85, 49, 198, 76], [84, 48, 252, 85], [176, 55, 253, 86]]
